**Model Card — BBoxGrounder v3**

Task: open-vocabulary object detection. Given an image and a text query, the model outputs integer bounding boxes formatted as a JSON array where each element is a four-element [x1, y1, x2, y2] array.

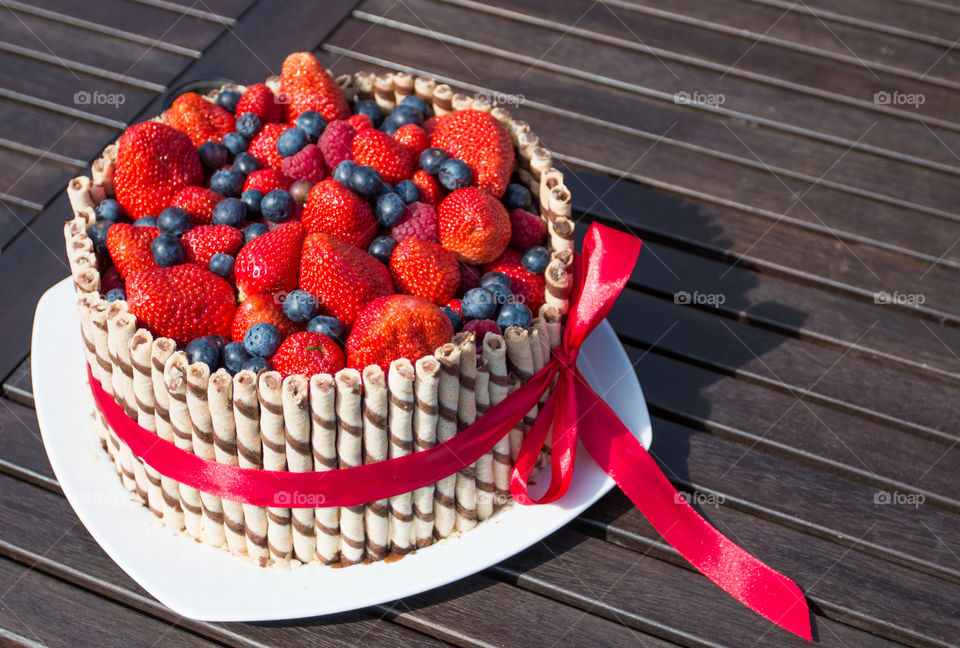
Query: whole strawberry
[[243, 168, 292, 194], [169, 186, 223, 225], [393, 124, 429, 160], [299, 232, 394, 326], [301, 178, 377, 248], [181, 225, 243, 266], [126, 264, 236, 346], [164, 92, 235, 147], [280, 52, 350, 123], [271, 331, 345, 377], [351, 128, 413, 185], [318, 119, 356, 169], [346, 295, 454, 370], [234, 221, 306, 298], [430, 109, 514, 198], [390, 201, 438, 242], [347, 113, 373, 132], [106, 223, 159, 279], [114, 121, 203, 218], [437, 186, 511, 264], [389, 237, 459, 305], [411, 169, 441, 206], [248, 122, 293, 171], [231, 293, 303, 342], [235, 83, 283, 123], [483, 248, 546, 313], [281, 143, 327, 184], [509, 208, 547, 250]]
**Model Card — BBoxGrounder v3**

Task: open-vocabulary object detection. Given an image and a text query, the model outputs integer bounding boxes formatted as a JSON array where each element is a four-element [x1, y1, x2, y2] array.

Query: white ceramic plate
[[33, 277, 651, 622]]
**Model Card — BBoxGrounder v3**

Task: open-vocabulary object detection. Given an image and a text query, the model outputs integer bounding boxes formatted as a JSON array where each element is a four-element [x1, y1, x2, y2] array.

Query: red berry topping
[[457, 261, 482, 296], [181, 225, 243, 267], [509, 208, 547, 250], [389, 237, 459, 305], [390, 201, 439, 243], [483, 248, 546, 314], [280, 52, 350, 123], [234, 221, 306, 299], [271, 331, 346, 377], [243, 168, 293, 194], [446, 298, 462, 316], [437, 186, 511, 264], [351, 128, 413, 185], [169, 186, 223, 225], [301, 177, 377, 248], [164, 92, 235, 147], [411, 169, 441, 207], [393, 124, 429, 160], [346, 295, 454, 370], [235, 83, 283, 124], [430, 109, 514, 198], [231, 293, 304, 342], [318, 119, 356, 170], [248, 122, 293, 171], [106, 223, 159, 279], [462, 319, 502, 352], [347, 114, 373, 131], [100, 266, 124, 294], [281, 143, 327, 184]]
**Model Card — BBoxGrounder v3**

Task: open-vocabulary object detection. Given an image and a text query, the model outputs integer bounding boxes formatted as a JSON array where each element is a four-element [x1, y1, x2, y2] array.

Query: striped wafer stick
[[129, 330, 163, 517], [186, 363, 226, 548], [529, 148, 552, 188], [412, 356, 440, 547], [107, 306, 140, 495], [91, 147, 116, 199], [164, 352, 202, 537], [282, 375, 315, 564], [388, 359, 416, 554], [361, 366, 389, 561], [433, 343, 460, 538], [77, 297, 106, 450], [208, 369, 246, 556], [453, 333, 477, 533], [482, 334, 513, 505], [472, 94, 493, 113], [432, 84, 454, 116], [258, 371, 291, 562], [335, 74, 356, 102], [151, 338, 183, 530], [544, 257, 572, 315], [539, 169, 565, 221], [374, 74, 396, 112], [392, 71, 414, 103], [233, 370, 269, 566], [473, 360, 495, 521], [490, 106, 512, 130], [67, 176, 96, 215], [354, 71, 376, 101], [505, 327, 537, 461], [539, 305, 563, 350], [335, 368, 365, 565], [451, 92, 473, 112], [414, 76, 436, 104], [309, 374, 340, 565]]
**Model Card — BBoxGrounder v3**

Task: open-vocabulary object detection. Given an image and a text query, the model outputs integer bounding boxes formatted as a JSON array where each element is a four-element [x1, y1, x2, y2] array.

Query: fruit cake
[[62, 52, 576, 567]]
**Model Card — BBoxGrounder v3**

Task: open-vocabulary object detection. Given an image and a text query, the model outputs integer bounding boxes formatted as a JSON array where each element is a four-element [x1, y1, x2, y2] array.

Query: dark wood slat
[[0, 203, 38, 251], [0, 98, 117, 164], [144, 0, 255, 17], [2, 357, 32, 407], [0, 148, 80, 212]]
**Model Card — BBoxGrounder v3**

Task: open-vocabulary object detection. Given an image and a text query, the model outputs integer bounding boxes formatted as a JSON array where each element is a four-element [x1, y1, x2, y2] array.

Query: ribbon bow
[[88, 222, 811, 640]]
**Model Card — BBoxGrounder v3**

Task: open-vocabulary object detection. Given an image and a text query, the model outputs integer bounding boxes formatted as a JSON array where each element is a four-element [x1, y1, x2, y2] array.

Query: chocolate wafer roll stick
[[74, 266, 100, 295], [233, 370, 269, 566], [539, 169, 565, 221], [472, 95, 493, 114], [89, 300, 122, 473], [482, 334, 513, 505], [107, 307, 140, 495], [129, 330, 163, 517], [433, 343, 460, 538], [91, 147, 116, 199], [361, 366, 389, 561], [505, 327, 537, 461], [77, 296, 101, 385], [432, 84, 454, 116], [490, 106, 512, 130], [309, 374, 340, 565], [388, 359, 416, 554], [354, 71, 376, 101], [529, 148, 552, 189], [335, 74, 356, 103], [186, 363, 226, 548], [412, 356, 440, 547], [151, 338, 183, 531], [392, 71, 414, 103], [282, 375, 315, 564], [67, 176, 96, 215], [452, 93, 473, 112], [473, 360, 495, 521], [335, 369, 365, 565], [545, 258, 572, 315], [374, 74, 396, 112], [208, 370, 246, 556], [258, 371, 291, 562], [165, 352, 202, 537], [453, 333, 477, 533], [548, 213, 574, 258], [414, 76, 436, 104]]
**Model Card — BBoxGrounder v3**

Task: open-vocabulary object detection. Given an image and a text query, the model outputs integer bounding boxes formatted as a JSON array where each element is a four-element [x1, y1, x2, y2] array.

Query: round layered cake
[[63, 52, 576, 567]]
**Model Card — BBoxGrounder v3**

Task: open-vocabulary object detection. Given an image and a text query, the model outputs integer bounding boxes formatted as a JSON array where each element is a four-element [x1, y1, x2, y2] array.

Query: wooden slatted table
[[0, 1, 957, 646]]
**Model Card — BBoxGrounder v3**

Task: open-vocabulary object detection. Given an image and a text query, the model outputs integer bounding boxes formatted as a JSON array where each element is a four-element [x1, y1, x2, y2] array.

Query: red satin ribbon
[[88, 222, 811, 641]]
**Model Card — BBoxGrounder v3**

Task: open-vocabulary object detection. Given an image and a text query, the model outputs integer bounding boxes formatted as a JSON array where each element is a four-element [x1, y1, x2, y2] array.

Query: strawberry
[[181, 225, 243, 266], [446, 298, 462, 316], [483, 248, 546, 313], [281, 143, 327, 184], [271, 331, 345, 377], [347, 114, 373, 131], [235, 83, 283, 123], [299, 232, 394, 326], [234, 221, 306, 299], [106, 223, 159, 279], [431, 109, 514, 198], [462, 319, 501, 352], [346, 295, 453, 370], [114, 121, 203, 218], [393, 124, 429, 161], [390, 201, 438, 243], [164, 92, 235, 147], [437, 186, 511, 264], [280, 52, 350, 123], [231, 293, 303, 342], [243, 168, 293, 194], [351, 128, 413, 185], [126, 265, 236, 346], [318, 119, 356, 169], [248, 122, 293, 171], [411, 169, 441, 207], [389, 237, 459, 305], [169, 186, 223, 225], [509, 208, 547, 250], [301, 178, 377, 248], [422, 116, 438, 136]]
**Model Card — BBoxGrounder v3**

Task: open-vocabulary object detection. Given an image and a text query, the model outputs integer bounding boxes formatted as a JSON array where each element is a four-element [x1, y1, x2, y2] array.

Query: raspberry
[[390, 201, 438, 243], [509, 208, 547, 250], [318, 119, 356, 170]]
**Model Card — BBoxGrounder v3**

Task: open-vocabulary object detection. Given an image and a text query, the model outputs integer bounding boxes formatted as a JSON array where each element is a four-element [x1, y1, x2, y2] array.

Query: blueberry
[[134, 216, 157, 228], [205, 334, 227, 353], [233, 151, 260, 175], [375, 192, 405, 227], [377, 182, 396, 197], [419, 147, 449, 175], [151, 234, 184, 267], [222, 341, 251, 373], [157, 206, 192, 236], [461, 287, 497, 320], [353, 99, 382, 126], [295, 110, 327, 142], [395, 179, 420, 204], [480, 271, 512, 305], [367, 235, 397, 264], [334, 160, 358, 185], [86, 220, 112, 254], [105, 288, 126, 302], [290, 179, 313, 203], [217, 88, 241, 113], [211, 197, 246, 227], [521, 246, 550, 274], [241, 189, 263, 218], [222, 131, 248, 155], [379, 117, 400, 136], [438, 158, 472, 191], [235, 112, 261, 139], [243, 222, 268, 244], [389, 104, 422, 127], [496, 302, 532, 330], [504, 183, 532, 210], [240, 355, 271, 373], [210, 169, 245, 197], [261, 189, 296, 222], [441, 306, 463, 333], [277, 127, 308, 157], [306, 315, 345, 344], [349, 165, 383, 198], [198, 141, 228, 169], [243, 322, 281, 357], [94, 199, 125, 223], [399, 95, 430, 117], [186, 337, 219, 368], [209, 252, 235, 277], [282, 289, 319, 322]]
